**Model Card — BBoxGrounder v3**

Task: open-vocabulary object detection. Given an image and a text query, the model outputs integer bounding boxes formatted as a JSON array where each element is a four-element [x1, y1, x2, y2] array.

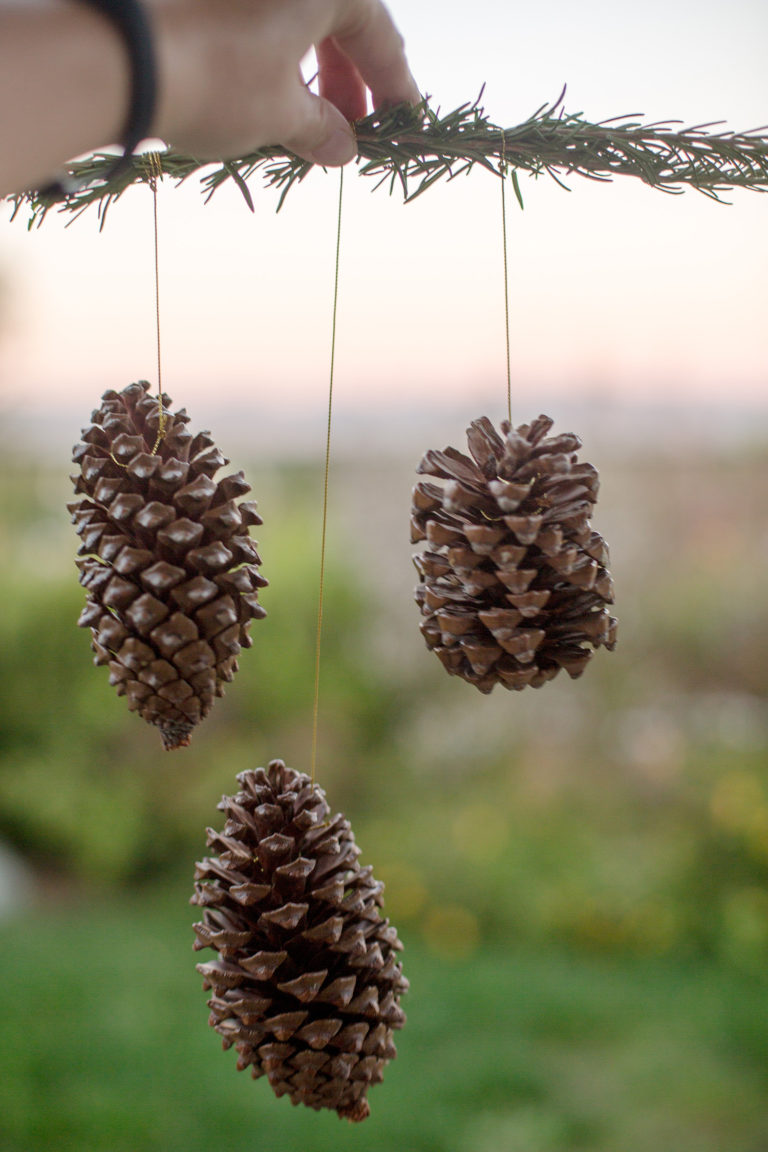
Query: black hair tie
[[39, 0, 157, 200]]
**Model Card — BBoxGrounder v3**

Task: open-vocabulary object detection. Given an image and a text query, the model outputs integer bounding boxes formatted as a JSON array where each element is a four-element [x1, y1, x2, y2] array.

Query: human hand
[[152, 0, 420, 165]]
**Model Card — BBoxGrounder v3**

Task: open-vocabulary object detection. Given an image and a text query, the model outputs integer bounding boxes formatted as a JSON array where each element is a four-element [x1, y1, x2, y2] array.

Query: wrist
[[0, 2, 128, 195], [31, 0, 157, 198]]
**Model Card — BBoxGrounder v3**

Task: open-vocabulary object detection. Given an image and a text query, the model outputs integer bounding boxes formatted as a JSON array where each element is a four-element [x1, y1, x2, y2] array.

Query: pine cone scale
[[70, 381, 267, 748], [412, 414, 617, 691], [192, 760, 407, 1121]]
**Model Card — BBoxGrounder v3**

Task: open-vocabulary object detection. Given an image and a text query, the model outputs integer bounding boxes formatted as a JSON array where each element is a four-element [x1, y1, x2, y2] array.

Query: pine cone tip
[[339, 1097, 371, 1123], [159, 721, 193, 751]]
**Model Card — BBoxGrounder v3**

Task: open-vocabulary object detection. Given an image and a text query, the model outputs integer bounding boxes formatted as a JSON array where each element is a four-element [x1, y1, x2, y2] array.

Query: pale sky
[[0, 0, 766, 429]]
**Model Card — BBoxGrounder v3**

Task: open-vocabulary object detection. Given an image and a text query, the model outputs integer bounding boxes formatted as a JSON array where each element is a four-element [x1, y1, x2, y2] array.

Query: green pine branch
[[7, 89, 768, 227]]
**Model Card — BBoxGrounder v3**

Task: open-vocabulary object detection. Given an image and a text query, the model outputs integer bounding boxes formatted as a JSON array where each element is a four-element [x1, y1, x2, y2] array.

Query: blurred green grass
[[1, 437, 767, 1149], [1, 880, 767, 1152]]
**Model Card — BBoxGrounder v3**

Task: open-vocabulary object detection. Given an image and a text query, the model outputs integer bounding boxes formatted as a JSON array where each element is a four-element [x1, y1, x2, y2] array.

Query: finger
[[281, 79, 358, 166], [317, 36, 367, 122], [333, 0, 420, 109]]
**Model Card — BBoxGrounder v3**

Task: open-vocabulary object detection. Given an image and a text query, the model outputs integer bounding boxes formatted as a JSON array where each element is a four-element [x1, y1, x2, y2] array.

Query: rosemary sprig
[[8, 89, 768, 227]]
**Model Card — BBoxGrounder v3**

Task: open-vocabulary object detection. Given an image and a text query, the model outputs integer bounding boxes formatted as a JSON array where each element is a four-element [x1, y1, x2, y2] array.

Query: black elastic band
[[38, 0, 157, 200]]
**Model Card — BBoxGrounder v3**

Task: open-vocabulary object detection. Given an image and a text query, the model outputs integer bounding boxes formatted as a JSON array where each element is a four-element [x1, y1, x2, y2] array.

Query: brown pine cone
[[191, 759, 408, 1122], [69, 381, 267, 749], [411, 414, 617, 693]]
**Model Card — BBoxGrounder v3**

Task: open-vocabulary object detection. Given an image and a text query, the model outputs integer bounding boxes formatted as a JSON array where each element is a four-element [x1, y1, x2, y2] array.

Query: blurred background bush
[[1, 423, 767, 1151]]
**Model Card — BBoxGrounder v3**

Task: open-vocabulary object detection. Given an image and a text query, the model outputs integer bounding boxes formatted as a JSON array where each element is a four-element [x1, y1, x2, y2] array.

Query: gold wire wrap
[[144, 151, 166, 453], [500, 132, 512, 424]]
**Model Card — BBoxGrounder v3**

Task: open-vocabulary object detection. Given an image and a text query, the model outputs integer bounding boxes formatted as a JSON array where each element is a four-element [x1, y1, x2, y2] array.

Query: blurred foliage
[[1, 882, 767, 1152], [0, 456, 416, 883], [0, 441, 768, 977], [2, 436, 768, 1151]]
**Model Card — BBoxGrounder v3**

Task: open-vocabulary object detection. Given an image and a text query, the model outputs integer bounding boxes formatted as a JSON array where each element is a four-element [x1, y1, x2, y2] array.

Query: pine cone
[[191, 759, 408, 1122], [69, 381, 267, 749], [411, 414, 617, 693]]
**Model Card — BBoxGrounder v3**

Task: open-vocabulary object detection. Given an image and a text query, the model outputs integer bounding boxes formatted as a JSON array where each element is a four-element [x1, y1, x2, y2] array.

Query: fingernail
[[309, 127, 357, 167]]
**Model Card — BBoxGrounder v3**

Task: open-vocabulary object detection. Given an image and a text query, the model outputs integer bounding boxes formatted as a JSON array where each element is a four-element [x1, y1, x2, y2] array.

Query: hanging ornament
[[411, 413, 617, 693], [191, 759, 408, 1122], [69, 380, 267, 749]]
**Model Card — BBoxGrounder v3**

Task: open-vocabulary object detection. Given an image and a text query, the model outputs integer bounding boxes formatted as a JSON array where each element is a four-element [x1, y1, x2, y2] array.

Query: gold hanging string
[[499, 132, 512, 424], [146, 150, 166, 453], [310, 167, 345, 786], [109, 152, 167, 472]]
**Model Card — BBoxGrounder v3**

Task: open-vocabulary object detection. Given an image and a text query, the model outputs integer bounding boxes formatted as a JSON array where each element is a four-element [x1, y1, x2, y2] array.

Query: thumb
[[282, 85, 357, 167]]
